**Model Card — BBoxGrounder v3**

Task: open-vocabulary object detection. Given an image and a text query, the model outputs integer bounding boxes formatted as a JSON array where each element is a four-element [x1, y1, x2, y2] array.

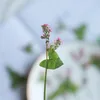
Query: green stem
[[44, 68, 48, 100], [44, 40, 49, 100]]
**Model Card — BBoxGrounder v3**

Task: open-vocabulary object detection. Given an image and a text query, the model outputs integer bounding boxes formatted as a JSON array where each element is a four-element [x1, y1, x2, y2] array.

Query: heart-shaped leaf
[[39, 48, 63, 69], [40, 58, 63, 69]]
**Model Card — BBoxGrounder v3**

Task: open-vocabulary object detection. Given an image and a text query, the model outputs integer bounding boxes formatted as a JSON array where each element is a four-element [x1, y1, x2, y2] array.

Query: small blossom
[[57, 37, 61, 41], [55, 37, 62, 46], [52, 37, 62, 50], [42, 24, 48, 27], [41, 24, 51, 39], [56, 37, 62, 45], [41, 24, 52, 33]]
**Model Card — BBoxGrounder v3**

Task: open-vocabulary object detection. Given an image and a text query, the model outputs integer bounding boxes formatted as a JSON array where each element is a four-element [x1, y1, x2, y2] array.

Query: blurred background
[[0, 0, 100, 100]]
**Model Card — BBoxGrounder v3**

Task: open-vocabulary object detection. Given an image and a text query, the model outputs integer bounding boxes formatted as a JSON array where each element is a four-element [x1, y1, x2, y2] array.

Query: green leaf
[[55, 19, 66, 33], [48, 48, 59, 59], [48, 78, 78, 100], [40, 58, 63, 69], [48, 59, 56, 69], [23, 44, 33, 53], [91, 56, 100, 69], [6, 66, 27, 89], [55, 58, 64, 68], [74, 24, 86, 40], [39, 49, 63, 69], [40, 59, 48, 68], [66, 78, 78, 93]]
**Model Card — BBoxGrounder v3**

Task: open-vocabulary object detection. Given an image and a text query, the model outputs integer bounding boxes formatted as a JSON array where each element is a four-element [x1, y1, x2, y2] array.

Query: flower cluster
[[41, 24, 62, 49], [41, 24, 51, 39], [52, 37, 62, 50], [41, 24, 52, 33]]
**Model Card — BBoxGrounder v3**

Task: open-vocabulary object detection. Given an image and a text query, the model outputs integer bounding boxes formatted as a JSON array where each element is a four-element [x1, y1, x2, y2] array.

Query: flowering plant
[[39, 24, 63, 100]]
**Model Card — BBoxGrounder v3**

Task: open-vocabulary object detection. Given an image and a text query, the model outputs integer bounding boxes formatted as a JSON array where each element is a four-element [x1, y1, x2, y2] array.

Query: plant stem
[[44, 40, 49, 100], [44, 67, 47, 100]]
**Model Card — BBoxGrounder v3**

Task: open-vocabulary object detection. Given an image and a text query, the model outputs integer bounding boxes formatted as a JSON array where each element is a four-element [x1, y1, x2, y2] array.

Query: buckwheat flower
[[52, 37, 62, 50], [41, 24, 52, 34], [41, 24, 51, 40], [56, 37, 62, 45]]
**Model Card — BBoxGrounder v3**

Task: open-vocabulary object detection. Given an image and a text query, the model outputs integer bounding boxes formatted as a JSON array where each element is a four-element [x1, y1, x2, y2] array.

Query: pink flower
[[52, 37, 62, 50], [56, 37, 62, 45], [41, 24, 52, 33], [41, 24, 52, 39], [56, 37, 61, 41], [41, 24, 48, 27]]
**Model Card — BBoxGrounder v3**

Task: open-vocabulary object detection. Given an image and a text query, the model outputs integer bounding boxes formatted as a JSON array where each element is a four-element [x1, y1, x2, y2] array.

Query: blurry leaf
[[55, 19, 66, 32], [91, 55, 100, 69], [66, 78, 78, 93], [23, 44, 33, 53], [74, 24, 86, 40], [40, 48, 63, 69], [6, 66, 27, 89], [48, 78, 78, 100], [96, 36, 100, 46]]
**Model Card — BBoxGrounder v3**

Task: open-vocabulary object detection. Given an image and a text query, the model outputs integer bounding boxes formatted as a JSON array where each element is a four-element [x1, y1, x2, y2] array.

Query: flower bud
[[41, 24, 51, 39], [52, 37, 62, 50], [41, 24, 52, 33]]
